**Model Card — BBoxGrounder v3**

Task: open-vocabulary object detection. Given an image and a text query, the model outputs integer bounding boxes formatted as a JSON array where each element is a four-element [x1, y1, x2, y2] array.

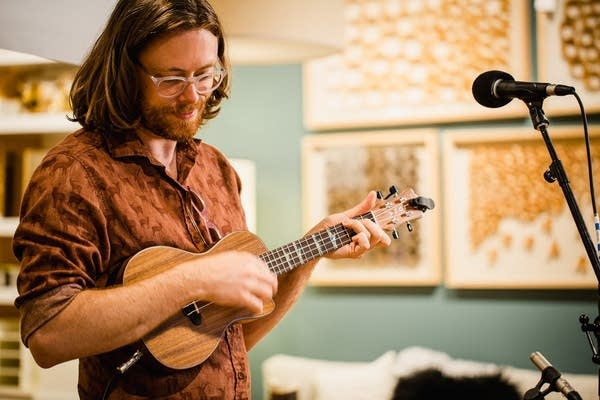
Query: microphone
[[529, 351, 582, 400], [472, 70, 575, 108]]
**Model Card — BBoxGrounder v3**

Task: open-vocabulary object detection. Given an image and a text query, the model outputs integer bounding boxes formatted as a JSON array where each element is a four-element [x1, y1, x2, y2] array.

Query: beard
[[141, 100, 206, 142]]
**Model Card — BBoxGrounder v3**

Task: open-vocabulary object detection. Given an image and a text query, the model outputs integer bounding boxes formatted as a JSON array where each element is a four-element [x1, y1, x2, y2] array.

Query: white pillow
[[263, 351, 396, 400], [263, 353, 328, 400], [393, 346, 501, 378], [313, 351, 397, 400], [392, 346, 452, 377]]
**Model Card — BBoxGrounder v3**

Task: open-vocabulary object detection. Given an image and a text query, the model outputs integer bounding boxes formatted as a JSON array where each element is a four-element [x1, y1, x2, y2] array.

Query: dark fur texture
[[392, 368, 521, 400]]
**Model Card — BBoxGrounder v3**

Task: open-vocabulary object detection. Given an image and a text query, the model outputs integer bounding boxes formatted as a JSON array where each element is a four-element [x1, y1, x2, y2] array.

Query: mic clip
[[526, 352, 583, 400], [523, 365, 562, 400]]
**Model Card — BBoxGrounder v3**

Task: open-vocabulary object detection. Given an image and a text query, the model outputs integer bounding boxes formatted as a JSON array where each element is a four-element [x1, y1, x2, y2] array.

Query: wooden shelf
[[0, 113, 77, 135], [0, 386, 29, 399]]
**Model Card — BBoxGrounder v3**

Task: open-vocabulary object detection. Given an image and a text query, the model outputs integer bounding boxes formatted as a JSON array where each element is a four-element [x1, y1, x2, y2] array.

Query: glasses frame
[[138, 62, 227, 99]]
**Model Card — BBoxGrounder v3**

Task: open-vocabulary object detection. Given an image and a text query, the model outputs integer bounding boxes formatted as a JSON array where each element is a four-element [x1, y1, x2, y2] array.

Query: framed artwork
[[303, 0, 531, 130], [536, 0, 600, 116], [443, 125, 600, 289], [302, 130, 441, 286], [230, 158, 257, 233]]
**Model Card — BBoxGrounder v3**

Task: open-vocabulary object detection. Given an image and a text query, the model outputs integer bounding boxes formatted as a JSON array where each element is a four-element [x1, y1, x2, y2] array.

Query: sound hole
[[182, 303, 203, 326]]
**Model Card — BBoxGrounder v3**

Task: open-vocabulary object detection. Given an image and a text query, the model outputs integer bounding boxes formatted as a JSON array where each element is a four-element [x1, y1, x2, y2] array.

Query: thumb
[[344, 191, 377, 218]]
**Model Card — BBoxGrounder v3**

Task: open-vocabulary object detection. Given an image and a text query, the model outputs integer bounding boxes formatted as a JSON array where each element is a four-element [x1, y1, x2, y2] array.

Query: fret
[[304, 236, 320, 259], [313, 234, 325, 257], [292, 241, 305, 265], [273, 248, 290, 273], [281, 242, 302, 269], [326, 228, 339, 249]]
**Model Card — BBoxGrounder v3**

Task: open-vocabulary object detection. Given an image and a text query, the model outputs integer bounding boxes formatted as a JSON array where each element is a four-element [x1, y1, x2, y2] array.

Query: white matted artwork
[[536, 0, 600, 116], [302, 130, 441, 286], [443, 126, 600, 289], [303, 0, 531, 130]]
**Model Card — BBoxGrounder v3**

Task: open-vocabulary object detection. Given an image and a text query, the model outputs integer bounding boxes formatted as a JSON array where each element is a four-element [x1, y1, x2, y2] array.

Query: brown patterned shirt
[[13, 128, 251, 399]]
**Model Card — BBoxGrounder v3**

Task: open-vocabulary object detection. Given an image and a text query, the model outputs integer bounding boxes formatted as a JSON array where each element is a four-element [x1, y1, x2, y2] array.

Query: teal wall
[[202, 65, 599, 398]]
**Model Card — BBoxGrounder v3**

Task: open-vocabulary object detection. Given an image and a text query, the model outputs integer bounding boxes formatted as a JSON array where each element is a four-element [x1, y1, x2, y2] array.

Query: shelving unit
[[0, 49, 76, 239], [0, 319, 22, 390], [0, 113, 77, 135], [0, 49, 79, 399]]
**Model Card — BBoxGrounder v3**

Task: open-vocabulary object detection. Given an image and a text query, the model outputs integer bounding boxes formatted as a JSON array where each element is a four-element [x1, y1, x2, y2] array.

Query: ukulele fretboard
[[260, 211, 375, 275]]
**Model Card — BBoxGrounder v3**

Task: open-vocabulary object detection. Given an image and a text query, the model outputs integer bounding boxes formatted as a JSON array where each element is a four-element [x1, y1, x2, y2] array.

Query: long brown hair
[[69, 0, 229, 134]]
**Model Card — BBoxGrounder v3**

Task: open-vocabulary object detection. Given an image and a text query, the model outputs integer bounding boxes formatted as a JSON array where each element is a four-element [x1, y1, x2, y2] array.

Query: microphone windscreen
[[472, 70, 514, 108]]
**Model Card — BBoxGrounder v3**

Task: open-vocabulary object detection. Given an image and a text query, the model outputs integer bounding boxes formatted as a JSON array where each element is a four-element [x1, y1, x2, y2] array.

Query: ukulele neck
[[260, 211, 375, 275]]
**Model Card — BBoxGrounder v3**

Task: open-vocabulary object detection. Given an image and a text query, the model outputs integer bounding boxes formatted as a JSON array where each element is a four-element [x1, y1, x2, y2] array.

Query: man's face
[[136, 28, 220, 142]]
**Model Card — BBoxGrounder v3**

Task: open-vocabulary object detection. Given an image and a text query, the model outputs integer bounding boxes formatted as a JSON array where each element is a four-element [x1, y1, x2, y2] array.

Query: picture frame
[[230, 158, 257, 233], [536, 0, 600, 116], [303, 0, 531, 130], [443, 125, 599, 289], [302, 130, 441, 286]]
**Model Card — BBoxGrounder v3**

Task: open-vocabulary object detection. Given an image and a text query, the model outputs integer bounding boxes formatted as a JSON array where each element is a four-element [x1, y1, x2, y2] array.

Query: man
[[13, 0, 391, 398]]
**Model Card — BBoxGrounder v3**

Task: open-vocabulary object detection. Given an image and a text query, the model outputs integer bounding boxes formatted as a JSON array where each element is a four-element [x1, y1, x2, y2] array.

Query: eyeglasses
[[139, 62, 227, 98]]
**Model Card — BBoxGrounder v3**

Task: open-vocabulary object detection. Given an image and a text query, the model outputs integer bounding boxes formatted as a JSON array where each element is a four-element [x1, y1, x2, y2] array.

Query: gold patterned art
[[444, 126, 600, 288], [303, 0, 531, 130], [537, 0, 600, 115], [302, 130, 440, 286]]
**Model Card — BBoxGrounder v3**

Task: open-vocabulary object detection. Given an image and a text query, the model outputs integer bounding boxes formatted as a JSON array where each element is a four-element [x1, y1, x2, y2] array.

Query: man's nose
[[178, 81, 201, 102]]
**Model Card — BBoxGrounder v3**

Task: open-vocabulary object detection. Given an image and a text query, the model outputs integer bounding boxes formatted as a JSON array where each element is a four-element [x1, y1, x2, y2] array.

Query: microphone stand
[[525, 97, 600, 399]]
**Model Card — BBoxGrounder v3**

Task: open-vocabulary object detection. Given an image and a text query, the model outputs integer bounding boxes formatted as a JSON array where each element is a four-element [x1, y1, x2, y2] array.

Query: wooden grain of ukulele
[[122, 186, 434, 370]]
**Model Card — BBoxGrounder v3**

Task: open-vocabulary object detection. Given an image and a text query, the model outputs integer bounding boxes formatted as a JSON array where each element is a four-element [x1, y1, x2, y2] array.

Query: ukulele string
[[184, 301, 214, 316], [263, 201, 407, 275], [265, 225, 354, 275]]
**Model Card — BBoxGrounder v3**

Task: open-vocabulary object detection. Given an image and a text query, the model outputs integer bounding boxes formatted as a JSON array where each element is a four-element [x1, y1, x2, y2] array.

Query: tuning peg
[[385, 185, 398, 200], [406, 222, 413, 232], [392, 228, 400, 239], [376, 190, 384, 200]]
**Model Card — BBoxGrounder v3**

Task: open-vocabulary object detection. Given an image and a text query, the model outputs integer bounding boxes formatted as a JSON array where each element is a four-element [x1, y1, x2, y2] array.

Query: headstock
[[372, 186, 435, 239]]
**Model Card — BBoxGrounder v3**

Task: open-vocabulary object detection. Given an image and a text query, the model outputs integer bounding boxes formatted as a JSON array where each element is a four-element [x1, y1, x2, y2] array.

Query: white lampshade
[[0, 0, 115, 65], [212, 0, 345, 65], [0, 0, 344, 65]]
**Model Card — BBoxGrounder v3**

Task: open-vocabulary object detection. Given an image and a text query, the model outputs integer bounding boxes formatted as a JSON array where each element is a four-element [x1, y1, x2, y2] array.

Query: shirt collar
[[103, 129, 199, 156], [101, 129, 202, 180], [102, 128, 148, 159]]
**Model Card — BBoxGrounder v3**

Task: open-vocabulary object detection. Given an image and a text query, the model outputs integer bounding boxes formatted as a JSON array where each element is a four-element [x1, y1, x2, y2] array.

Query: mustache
[[174, 104, 200, 114]]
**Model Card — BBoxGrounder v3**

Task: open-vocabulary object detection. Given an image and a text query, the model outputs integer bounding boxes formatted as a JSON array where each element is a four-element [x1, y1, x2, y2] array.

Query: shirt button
[[237, 372, 246, 380]]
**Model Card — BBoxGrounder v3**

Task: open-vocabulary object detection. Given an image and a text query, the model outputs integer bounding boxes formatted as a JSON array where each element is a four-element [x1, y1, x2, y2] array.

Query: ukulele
[[122, 186, 434, 370]]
